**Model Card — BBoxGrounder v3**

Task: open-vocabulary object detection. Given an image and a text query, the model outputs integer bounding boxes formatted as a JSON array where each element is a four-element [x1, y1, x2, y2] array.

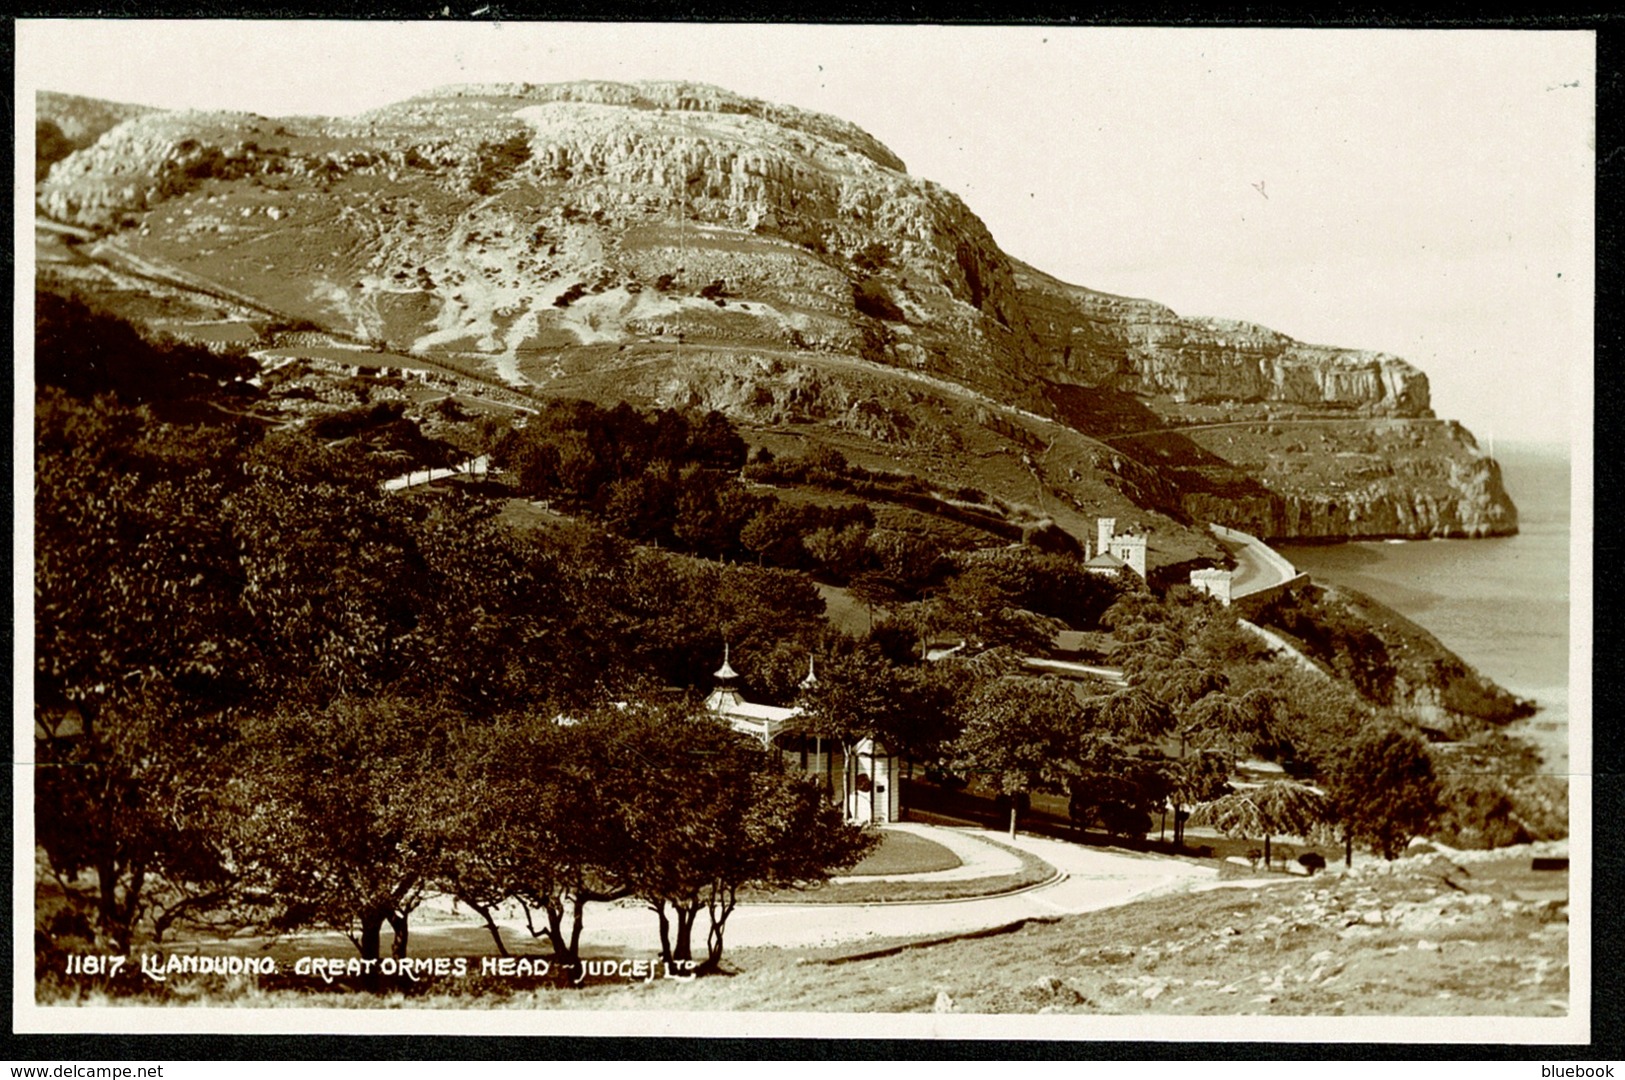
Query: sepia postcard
[[13, 19, 1595, 1046]]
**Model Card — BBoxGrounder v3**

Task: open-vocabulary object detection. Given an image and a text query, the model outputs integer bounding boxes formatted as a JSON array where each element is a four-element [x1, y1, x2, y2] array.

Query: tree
[[671, 465, 762, 559], [402, 496, 627, 713], [861, 529, 945, 602], [35, 288, 259, 418], [435, 710, 630, 963], [950, 548, 1121, 629], [1144, 686, 1275, 847], [686, 409, 748, 470], [576, 707, 736, 967], [1137, 658, 1228, 713], [853, 277, 905, 322], [795, 641, 903, 799], [1190, 780, 1331, 869], [1324, 725, 1443, 861], [951, 676, 1089, 835], [703, 767, 875, 968], [1246, 666, 1373, 775], [917, 564, 1066, 656], [740, 503, 812, 569], [1161, 749, 1233, 846], [615, 551, 827, 690], [1176, 688, 1276, 769], [35, 391, 253, 950], [430, 725, 532, 957], [1099, 590, 1170, 636], [229, 695, 455, 967], [605, 707, 871, 972], [1094, 686, 1176, 744], [1056, 689, 1176, 841], [1065, 735, 1169, 841], [601, 466, 679, 543], [224, 431, 426, 704], [803, 523, 872, 583]]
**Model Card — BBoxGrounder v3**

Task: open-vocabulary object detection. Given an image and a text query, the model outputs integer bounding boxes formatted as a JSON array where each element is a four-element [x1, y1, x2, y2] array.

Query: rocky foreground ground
[[663, 843, 1572, 1017]]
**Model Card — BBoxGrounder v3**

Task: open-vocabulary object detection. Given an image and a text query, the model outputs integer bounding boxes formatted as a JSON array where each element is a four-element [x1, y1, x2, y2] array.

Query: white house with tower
[[1083, 517, 1147, 579]]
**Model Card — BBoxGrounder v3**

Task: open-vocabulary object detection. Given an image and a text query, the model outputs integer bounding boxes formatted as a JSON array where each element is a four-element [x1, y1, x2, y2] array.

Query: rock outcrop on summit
[[35, 81, 1517, 554]]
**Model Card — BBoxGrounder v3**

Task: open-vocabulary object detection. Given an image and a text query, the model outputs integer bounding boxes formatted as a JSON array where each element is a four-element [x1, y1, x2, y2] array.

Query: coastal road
[[1211, 524, 1301, 598]]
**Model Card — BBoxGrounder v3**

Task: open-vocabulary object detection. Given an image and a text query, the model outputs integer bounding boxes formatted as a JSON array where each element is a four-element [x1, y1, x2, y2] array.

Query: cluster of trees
[[946, 585, 1455, 858], [35, 289, 259, 418], [235, 699, 870, 974], [947, 548, 1127, 635], [496, 399, 745, 497], [34, 330, 874, 972], [951, 675, 1173, 837], [1189, 721, 1444, 869], [494, 399, 764, 560], [493, 410, 1104, 638]]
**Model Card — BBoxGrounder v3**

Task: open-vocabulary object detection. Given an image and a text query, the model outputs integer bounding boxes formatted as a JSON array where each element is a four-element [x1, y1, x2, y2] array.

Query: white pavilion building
[[703, 648, 901, 825]]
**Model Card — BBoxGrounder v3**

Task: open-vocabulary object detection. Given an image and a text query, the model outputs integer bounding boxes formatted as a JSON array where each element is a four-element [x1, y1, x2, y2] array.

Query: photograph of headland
[[17, 20, 1590, 1044]]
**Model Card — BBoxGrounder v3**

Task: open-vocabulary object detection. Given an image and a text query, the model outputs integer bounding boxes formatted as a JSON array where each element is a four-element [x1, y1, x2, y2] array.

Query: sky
[[17, 21, 1595, 446]]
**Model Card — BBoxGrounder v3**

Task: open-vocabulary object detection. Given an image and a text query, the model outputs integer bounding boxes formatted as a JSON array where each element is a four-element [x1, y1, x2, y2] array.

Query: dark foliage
[[1251, 588, 1397, 705], [853, 277, 905, 322], [1324, 725, 1443, 860], [851, 241, 893, 274], [35, 288, 260, 418]]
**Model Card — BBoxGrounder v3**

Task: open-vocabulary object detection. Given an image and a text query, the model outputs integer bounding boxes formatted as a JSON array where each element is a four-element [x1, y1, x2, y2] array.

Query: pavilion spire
[[713, 643, 740, 682]]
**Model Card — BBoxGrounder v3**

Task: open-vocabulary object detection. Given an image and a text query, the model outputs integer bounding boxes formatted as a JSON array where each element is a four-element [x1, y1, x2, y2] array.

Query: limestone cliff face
[[1173, 420, 1518, 540], [1013, 263, 1431, 416], [1179, 468, 1519, 541], [36, 81, 1515, 543]]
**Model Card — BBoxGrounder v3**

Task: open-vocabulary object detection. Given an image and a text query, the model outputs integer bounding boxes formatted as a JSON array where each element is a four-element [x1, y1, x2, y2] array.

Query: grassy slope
[[843, 831, 963, 876], [740, 837, 1055, 905]]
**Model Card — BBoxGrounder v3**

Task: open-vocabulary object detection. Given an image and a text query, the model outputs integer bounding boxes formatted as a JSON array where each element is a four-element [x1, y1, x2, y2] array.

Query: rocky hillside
[[35, 91, 156, 181], [35, 81, 1517, 552]]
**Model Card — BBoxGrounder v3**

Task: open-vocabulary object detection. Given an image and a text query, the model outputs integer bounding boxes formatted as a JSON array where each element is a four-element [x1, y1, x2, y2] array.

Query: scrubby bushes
[[1250, 588, 1397, 704], [467, 131, 533, 195], [1431, 733, 1568, 849], [853, 277, 904, 322]]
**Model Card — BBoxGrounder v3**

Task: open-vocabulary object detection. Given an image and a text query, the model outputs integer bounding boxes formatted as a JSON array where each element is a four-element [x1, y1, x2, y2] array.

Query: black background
[[5, 5, 1618, 1062]]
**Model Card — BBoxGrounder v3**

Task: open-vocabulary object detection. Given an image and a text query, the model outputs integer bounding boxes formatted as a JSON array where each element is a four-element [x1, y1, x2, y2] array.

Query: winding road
[[1210, 523, 1303, 598], [415, 825, 1216, 954]]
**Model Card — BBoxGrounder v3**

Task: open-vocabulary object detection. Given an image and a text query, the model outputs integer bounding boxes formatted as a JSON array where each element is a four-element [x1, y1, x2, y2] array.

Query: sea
[[1275, 442, 1576, 777]]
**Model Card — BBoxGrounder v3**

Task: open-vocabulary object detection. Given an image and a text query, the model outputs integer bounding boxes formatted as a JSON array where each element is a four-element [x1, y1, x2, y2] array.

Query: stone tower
[[1097, 517, 1116, 557], [1111, 534, 1148, 579]]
